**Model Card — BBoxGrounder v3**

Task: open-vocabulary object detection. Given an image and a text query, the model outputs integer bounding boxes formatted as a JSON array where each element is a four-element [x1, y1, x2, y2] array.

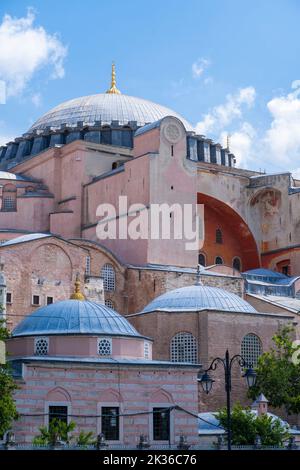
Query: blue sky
[[1, 0, 300, 175]]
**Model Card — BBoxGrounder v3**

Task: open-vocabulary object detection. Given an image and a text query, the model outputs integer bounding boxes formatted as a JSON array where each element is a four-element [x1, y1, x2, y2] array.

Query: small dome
[[28, 93, 194, 132], [12, 300, 142, 338], [140, 285, 257, 314]]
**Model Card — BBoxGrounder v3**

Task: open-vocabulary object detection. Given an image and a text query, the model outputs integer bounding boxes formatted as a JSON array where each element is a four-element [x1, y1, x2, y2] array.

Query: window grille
[[170, 332, 198, 363], [101, 264, 116, 291], [105, 299, 114, 309], [35, 337, 49, 356], [98, 338, 112, 356], [241, 333, 262, 367], [2, 196, 16, 211], [85, 256, 91, 276], [144, 342, 150, 359]]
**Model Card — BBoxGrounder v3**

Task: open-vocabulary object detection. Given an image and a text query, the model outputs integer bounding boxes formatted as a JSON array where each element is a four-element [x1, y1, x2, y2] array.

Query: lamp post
[[197, 349, 257, 451]]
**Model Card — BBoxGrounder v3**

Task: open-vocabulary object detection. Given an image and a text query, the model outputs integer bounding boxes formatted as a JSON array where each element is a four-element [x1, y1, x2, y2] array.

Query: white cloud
[[0, 8, 67, 97], [220, 122, 256, 167], [263, 81, 300, 167], [32, 92, 42, 107], [292, 168, 300, 180], [0, 134, 14, 146], [195, 86, 256, 135], [192, 58, 211, 79]]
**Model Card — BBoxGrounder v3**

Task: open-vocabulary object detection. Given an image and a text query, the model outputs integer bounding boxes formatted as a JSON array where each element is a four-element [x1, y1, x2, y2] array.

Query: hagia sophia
[[0, 65, 300, 445]]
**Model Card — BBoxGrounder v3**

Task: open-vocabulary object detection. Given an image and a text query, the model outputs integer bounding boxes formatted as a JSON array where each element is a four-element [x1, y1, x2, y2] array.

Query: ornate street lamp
[[197, 349, 257, 451]]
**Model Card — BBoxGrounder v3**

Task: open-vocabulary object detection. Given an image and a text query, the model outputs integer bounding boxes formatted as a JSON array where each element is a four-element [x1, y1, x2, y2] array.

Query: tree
[[33, 419, 76, 447], [33, 419, 95, 447], [217, 403, 289, 446], [0, 318, 18, 437], [248, 326, 300, 415]]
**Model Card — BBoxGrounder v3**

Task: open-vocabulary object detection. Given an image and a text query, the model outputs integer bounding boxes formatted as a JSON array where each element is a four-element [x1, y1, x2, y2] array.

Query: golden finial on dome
[[70, 273, 85, 301], [106, 62, 121, 94]]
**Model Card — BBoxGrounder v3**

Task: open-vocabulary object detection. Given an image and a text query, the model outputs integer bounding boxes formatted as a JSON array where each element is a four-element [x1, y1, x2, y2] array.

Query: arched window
[[198, 253, 206, 266], [215, 256, 223, 265], [101, 263, 116, 291], [1, 184, 17, 212], [241, 333, 262, 367], [170, 332, 198, 363], [105, 299, 115, 309], [232, 257, 242, 272], [101, 126, 112, 145], [216, 228, 223, 244]]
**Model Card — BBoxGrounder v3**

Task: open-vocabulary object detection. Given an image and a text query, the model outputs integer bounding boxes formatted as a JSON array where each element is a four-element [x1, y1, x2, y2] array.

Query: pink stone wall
[[12, 362, 199, 445], [7, 335, 152, 360]]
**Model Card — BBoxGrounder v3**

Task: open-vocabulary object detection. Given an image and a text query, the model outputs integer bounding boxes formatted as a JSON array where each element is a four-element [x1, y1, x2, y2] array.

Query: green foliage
[[33, 419, 76, 446], [0, 367, 19, 437], [0, 317, 18, 436], [33, 419, 95, 448], [217, 403, 289, 446], [217, 404, 256, 445], [76, 430, 95, 447], [0, 318, 10, 341], [248, 326, 300, 414]]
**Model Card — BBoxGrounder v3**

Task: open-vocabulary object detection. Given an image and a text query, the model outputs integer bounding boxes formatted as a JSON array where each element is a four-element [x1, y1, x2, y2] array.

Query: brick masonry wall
[[129, 309, 294, 412], [0, 238, 87, 330], [12, 362, 199, 445]]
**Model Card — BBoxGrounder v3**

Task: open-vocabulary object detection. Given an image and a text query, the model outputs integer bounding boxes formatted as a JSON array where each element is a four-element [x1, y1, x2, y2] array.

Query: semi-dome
[[140, 285, 257, 314], [28, 93, 194, 133], [12, 299, 142, 338]]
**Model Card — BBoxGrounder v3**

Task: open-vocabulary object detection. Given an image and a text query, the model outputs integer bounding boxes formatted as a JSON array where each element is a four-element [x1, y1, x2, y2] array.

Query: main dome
[[12, 300, 142, 338], [140, 285, 257, 314], [28, 93, 194, 133]]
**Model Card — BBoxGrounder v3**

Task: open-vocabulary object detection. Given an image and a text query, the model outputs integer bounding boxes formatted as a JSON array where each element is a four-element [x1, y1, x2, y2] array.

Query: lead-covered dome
[[12, 300, 142, 338], [28, 93, 194, 132], [140, 285, 257, 314]]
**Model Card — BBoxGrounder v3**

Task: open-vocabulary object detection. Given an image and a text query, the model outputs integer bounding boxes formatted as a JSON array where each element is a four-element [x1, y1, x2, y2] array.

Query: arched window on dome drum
[[198, 253, 206, 267], [215, 256, 223, 265], [216, 228, 223, 244], [101, 126, 112, 145], [1, 184, 17, 212], [101, 264, 116, 292], [241, 333, 262, 367], [170, 332, 198, 364], [232, 257, 242, 272]]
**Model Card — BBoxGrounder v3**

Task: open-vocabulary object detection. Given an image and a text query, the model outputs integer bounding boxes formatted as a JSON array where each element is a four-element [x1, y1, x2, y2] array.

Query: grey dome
[[141, 285, 257, 314], [12, 300, 142, 338], [28, 93, 194, 132]]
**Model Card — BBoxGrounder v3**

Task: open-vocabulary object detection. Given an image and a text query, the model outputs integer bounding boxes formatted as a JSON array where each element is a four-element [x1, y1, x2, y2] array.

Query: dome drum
[[8, 299, 152, 361], [7, 333, 152, 361], [0, 121, 140, 168], [0, 91, 193, 169]]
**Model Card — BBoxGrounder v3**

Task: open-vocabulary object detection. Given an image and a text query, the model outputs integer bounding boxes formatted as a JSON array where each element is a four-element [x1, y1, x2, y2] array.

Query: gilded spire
[[70, 273, 85, 301], [106, 62, 121, 94]]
